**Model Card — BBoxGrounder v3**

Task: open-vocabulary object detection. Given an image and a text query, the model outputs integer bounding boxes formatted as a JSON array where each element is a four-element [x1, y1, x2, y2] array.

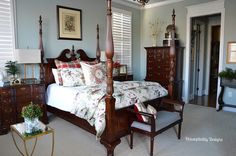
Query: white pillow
[[80, 62, 106, 86], [147, 105, 157, 119], [60, 68, 85, 87], [52, 68, 60, 85]]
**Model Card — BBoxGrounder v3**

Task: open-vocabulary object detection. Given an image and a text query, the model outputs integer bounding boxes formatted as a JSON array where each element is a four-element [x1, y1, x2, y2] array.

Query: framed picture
[[57, 5, 82, 40], [119, 65, 127, 76], [227, 42, 236, 64]]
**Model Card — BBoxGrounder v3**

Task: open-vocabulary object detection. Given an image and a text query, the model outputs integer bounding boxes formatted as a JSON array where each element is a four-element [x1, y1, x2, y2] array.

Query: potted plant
[[218, 68, 236, 85], [5, 61, 20, 85], [21, 102, 43, 133]]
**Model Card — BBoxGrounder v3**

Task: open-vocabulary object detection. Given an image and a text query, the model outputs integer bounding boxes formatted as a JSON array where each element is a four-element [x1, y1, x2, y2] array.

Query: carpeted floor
[[0, 104, 235, 156]]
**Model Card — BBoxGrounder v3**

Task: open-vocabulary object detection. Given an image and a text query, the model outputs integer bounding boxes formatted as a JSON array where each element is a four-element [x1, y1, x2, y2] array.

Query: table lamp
[[14, 49, 41, 82]]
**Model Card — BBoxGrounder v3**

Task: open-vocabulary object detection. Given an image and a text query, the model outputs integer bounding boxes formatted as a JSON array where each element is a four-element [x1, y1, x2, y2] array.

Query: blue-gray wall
[[15, 0, 140, 80], [16, 0, 106, 58]]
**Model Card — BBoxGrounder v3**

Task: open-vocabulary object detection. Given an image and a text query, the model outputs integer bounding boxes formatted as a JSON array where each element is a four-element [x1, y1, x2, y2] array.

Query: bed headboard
[[44, 47, 96, 87], [42, 24, 101, 87]]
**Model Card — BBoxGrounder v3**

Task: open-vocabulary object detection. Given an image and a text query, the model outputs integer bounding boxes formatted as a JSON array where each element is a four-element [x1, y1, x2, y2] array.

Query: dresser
[[0, 82, 48, 135], [145, 46, 184, 100]]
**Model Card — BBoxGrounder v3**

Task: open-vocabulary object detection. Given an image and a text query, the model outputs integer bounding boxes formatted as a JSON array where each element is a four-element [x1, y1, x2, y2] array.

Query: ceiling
[[121, 0, 169, 5], [114, 0, 183, 9]]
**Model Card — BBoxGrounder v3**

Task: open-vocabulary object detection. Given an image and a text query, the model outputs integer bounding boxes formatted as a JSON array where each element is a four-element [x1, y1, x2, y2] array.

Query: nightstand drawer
[[1, 89, 13, 97], [33, 85, 45, 93], [15, 86, 31, 96], [33, 94, 45, 103], [113, 75, 133, 81], [1, 98, 14, 105]]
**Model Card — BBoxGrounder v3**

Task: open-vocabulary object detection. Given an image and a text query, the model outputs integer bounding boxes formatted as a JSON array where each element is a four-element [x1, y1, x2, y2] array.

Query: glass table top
[[11, 121, 53, 140]]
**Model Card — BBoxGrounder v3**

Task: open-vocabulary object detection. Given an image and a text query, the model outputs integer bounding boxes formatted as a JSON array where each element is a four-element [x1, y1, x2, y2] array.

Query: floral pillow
[[54, 59, 81, 85], [80, 62, 106, 86], [60, 68, 85, 87]]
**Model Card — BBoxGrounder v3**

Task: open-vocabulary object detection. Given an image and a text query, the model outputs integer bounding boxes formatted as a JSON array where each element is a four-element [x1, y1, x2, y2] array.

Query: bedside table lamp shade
[[14, 49, 41, 79]]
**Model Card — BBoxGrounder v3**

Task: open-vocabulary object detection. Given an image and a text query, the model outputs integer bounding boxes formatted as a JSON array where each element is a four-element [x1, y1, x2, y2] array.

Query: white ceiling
[[113, 0, 184, 9], [120, 0, 171, 5], [123, 0, 168, 4]]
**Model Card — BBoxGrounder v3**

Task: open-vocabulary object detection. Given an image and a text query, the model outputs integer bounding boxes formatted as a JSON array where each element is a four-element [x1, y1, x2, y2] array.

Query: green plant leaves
[[5, 61, 19, 76], [218, 68, 236, 79], [21, 102, 43, 120]]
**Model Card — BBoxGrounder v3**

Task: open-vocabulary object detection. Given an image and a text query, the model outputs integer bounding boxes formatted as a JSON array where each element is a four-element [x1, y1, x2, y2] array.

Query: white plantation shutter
[[0, 0, 15, 67], [112, 8, 132, 74]]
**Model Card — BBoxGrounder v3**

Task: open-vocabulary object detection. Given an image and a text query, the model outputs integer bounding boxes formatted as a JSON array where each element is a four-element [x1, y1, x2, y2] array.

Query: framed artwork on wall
[[119, 65, 127, 76], [227, 42, 236, 64], [57, 5, 82, 40]]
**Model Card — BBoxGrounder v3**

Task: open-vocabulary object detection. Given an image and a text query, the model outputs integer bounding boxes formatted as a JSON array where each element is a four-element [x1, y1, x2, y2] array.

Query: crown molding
[[144, 0, 184, 9]]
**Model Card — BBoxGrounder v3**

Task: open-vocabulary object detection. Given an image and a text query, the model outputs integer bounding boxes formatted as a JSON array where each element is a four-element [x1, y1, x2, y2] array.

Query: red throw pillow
[[54, 59, 81, 85], [134, 102, 148, 122]]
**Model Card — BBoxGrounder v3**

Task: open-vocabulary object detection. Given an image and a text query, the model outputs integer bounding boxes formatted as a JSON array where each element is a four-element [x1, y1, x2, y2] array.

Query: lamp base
[[10, 78, 21, 85]]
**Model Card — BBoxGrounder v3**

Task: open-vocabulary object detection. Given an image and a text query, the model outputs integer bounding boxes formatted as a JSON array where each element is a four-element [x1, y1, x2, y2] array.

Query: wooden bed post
[[96, 24, 101, 62], [39, 15, 45, 82], [168, 9, 176, 99], [100, 0, 121, 156]]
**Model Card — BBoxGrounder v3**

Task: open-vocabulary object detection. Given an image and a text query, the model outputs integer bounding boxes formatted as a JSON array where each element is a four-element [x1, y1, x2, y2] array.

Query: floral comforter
[[70, 81, 168, 138]]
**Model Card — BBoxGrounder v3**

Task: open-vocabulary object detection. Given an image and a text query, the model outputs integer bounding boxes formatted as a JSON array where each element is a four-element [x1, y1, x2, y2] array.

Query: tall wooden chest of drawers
[[0, 83, 48, 135], [145, 46, 184, 100]]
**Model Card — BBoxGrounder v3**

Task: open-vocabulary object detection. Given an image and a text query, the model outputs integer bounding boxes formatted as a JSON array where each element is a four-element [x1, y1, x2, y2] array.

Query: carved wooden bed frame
[[39, 1, 177, 156]]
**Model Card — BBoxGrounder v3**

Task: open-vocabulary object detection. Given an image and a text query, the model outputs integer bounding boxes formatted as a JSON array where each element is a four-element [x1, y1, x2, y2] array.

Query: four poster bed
[[40, 1, 178, 156]]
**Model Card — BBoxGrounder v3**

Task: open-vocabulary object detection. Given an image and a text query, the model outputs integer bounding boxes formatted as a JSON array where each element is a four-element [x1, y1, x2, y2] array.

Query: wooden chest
[[0, 83, 48, 134], [145, 46, 184, 100]]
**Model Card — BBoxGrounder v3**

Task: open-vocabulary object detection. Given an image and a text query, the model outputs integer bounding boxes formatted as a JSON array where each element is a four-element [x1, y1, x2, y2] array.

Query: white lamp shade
[[14, 49, 41, 64], [100, 51, 106, 62]]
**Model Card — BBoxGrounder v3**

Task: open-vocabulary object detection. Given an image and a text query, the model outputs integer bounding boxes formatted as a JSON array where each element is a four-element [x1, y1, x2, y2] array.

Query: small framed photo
[[57, 5, 82, 40], [227, 42, 236, 64], [119, 65, 127, 75]]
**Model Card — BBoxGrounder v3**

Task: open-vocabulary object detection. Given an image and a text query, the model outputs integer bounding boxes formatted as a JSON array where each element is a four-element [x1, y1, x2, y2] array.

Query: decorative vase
[[152, 36, 157, 47], [9, 75, 21, 85], [24, 118, 40, 133], [0, 71, 3, 82], [221, 78, 236, 88]]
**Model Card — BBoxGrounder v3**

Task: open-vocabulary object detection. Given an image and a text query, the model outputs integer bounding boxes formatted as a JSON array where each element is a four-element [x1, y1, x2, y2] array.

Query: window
[[0, 0, 15, 67], [112, 8, 132, 74]]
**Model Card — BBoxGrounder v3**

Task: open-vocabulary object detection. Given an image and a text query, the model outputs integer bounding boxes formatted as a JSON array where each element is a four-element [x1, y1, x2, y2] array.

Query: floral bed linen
[[70, 81, 168, 138]]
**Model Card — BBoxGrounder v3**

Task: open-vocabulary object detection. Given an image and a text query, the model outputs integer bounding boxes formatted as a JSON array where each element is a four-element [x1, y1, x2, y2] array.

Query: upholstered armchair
[[128, 98, 185, 156]]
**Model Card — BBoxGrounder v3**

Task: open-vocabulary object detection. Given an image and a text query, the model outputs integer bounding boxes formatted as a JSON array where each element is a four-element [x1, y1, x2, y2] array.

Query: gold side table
[[10, 121, 54, 156]]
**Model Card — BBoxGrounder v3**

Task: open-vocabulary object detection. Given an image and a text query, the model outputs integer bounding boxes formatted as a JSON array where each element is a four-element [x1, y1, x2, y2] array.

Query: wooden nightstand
[[113, 74, 133, 81], [0, 82, 48, 135]]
